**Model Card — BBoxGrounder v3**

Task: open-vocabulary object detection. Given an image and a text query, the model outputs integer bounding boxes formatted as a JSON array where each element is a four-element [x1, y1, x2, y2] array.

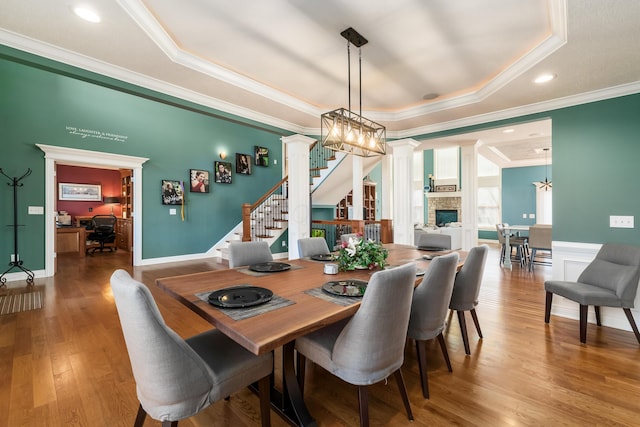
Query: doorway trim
[[37, 144, 149, 277]]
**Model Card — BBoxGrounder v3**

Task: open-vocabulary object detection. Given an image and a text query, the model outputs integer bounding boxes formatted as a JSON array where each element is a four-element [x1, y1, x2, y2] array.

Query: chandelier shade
[[320, 27, 386, 157]]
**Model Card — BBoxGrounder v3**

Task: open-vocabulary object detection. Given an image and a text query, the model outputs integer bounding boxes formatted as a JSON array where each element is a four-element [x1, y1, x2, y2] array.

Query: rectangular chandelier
[[321, 108, 386, 157], [321, 27, 386, 157]]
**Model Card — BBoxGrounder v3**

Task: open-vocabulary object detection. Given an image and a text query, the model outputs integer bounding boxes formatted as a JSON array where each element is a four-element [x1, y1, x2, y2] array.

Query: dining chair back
[[545, 243, 640, 344], [496, 224, 528, 267], [340, 233, 361, 244], [295, 262, 417, 426], [110, 269, 273, 426], [297, 237, 330, 258], [527, 224, 552, 271], [449, 245, 489, 355], [407, 252, 459, 398], [228, 241, 273, 268]]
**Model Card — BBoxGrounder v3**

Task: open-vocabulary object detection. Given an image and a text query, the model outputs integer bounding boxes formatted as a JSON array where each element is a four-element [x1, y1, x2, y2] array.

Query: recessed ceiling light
[[72, 6, 101, 23], [502, 129, 515, 133], [534, 73, 556, 84], [422, 93, 439, 100]]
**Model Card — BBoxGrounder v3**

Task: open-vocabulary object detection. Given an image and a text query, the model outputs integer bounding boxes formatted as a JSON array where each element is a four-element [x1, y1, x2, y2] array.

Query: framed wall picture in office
[[161, 180, 183, 205], [214, 161, 232, 184], [236, 153, 252, 175], [58, 183, 102, 201], [255, 146, 269, 167], [189, 169, 210, 193]]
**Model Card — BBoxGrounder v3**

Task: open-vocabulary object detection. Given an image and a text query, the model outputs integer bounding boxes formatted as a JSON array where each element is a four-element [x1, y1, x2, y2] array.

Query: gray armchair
[[407, 252, 460, 398], [295, 262, 417, 427], [228, 241, 273, 268], [544, 243, 640, 344], [110, 269, 273, 426], [297, 237, 330, 258], [449, 245, 489, 355]]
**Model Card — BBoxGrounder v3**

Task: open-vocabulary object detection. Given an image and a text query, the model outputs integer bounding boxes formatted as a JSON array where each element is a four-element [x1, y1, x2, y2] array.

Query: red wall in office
[[56, 165, 122, 218]]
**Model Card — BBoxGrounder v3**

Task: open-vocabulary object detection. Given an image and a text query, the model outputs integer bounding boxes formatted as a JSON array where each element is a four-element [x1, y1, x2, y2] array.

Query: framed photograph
[[434, 184, 457, 192], [58, 183, 102, 201], [255, 146, 269, 167], [162, 180, 184, 205], [236, 153, 252, 175], [214, 161, 232, 184], [189, 169, 210, 193]]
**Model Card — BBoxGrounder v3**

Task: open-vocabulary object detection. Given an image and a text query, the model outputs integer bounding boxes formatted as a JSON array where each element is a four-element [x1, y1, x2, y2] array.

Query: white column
[[351, 155, 364, 220], [380, 153, 392, 220], [282, 134, 315, 259], [388, 138, 420, 245], [460, 142, 479, 250]]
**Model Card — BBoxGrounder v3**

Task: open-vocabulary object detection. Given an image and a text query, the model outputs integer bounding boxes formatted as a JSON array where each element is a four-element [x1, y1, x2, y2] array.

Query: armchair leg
[[623, 308, 640, 344], [579, 304, 588, 343], [415, 339, 429, 398], [437, 332, 453, 372], [457, 310, 471, 355], [393, 369, 414, 421], [594, 306, 602, 326], [161, 421, 178, 427], [134, 404, 146, 427], [357, 386, 369, 427], [544, 292, 553, 323]]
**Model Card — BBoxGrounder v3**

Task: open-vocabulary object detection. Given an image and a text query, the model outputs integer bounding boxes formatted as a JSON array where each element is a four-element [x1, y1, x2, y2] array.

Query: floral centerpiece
[[336, 234, 388, 271]]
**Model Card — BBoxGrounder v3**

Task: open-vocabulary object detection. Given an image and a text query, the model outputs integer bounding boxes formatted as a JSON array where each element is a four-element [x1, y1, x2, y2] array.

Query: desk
[[156, 244, 464, 426], [56, 226, 86, 257], [502, 225, 529, 269]]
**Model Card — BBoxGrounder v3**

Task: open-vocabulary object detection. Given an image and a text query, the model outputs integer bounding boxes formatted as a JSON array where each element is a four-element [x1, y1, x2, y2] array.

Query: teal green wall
[[502, 165, 549, 226], [1, 46, 290, 267], [416, 93, 640, 245]]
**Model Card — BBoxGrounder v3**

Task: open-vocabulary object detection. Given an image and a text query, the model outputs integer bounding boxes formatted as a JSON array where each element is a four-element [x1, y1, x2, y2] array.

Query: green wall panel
[[502, 165, 548, 226]]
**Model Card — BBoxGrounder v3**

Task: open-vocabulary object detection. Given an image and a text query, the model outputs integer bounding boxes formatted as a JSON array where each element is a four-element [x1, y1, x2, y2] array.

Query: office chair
[[87, 214, 117, 254]]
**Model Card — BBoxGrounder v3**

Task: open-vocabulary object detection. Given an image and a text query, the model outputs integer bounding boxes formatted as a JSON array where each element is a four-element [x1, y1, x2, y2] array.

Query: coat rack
[[0, 168, 34, 288]]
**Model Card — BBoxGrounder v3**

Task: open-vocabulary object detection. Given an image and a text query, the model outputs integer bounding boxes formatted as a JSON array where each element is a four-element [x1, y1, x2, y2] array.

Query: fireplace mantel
[[425, 191, 461, 198]]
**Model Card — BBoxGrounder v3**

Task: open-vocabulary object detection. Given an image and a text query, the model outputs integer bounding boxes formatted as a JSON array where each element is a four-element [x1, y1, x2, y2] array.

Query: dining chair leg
[[393, 369, 414, 421], [544, 292, 553, 323], [457, 310, 471, 355], [134, 404, 146, 427], [470, 308, 483, 339], [357, 386, 369, 427], [623, 308, 640, 344], [415, 339, 429, 398], [436, 333, 453, 372], [579, 304, 588, 343], [161, 421, 178, 427], [529, 248, 537, 271], [594, 306, 602, 326], [258, 375, 271, 427]]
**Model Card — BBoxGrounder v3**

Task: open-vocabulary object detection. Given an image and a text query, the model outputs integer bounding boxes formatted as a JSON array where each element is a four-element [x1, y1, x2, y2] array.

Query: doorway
[[37, 144, 148, 278]]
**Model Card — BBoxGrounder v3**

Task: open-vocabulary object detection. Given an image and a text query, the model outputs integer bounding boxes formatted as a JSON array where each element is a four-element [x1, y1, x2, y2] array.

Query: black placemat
[[304, 287, 362, 307], [195, 289, 294, 320]]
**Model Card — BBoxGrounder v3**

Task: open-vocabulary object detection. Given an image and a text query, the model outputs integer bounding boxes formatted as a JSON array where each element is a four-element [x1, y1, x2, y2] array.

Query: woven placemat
[[195, 289, 295, 321], [304, 287, 361, 307]]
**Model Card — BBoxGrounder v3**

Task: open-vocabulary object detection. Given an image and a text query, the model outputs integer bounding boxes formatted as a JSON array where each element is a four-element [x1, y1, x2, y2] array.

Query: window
[[434, 147, 458, 184], [477, 154, 500, 228], [535, 186, 552, 224]]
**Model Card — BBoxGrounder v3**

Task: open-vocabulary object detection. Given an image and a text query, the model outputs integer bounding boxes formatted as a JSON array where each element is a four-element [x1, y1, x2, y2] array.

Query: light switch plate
[[169, 208, 177, 215], [610, 215, 634, 228], [28, 206, 44, 215]]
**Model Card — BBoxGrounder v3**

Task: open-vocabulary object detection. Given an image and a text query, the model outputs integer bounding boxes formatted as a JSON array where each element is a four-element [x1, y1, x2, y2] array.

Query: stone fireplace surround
[[427, 195, 461, 226]]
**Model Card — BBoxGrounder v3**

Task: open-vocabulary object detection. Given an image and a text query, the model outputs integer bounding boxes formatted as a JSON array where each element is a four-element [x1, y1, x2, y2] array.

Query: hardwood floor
[[1, 245, 639, 426]]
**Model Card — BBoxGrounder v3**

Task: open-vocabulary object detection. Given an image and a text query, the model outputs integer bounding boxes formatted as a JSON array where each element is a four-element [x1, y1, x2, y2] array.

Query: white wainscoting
[[551, 241, 640, 332]]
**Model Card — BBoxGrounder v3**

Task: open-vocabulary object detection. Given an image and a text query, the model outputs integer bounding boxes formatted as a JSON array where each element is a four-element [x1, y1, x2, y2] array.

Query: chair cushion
[[544, 280, 622, 307]]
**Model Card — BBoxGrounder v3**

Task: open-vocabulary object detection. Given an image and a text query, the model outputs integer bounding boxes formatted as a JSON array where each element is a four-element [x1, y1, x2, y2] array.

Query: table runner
[[195, 290, 295, 321]]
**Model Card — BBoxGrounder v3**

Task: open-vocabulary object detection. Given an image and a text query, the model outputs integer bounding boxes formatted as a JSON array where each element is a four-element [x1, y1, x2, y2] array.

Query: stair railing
[[242, 177, 288, 241]]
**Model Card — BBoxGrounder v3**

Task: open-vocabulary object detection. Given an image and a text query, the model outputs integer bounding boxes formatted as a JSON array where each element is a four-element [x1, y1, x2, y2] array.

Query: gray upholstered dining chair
[[544, 243, 640, 344], [449, 245, 489, 355], [110, 269, 273, 427], [496, 224, 528, 267], [527, 224, 552, 271], [228, 241, 273, 268], [407, 252, 460, 398], [295, 262, 417, 427], [297, 237, 330, 258]]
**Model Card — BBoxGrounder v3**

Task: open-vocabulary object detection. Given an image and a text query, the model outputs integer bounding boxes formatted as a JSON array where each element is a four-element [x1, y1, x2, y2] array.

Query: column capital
[[388, 138, 420, 151], [281, 134, 315, 147]]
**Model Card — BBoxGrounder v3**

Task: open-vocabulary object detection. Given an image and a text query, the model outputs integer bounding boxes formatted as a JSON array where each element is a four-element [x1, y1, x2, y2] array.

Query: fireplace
[[435, 209, 458, 227]]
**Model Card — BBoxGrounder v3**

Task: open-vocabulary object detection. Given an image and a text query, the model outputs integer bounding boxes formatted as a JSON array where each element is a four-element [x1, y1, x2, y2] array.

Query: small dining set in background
[[496, 223, 552, 271]]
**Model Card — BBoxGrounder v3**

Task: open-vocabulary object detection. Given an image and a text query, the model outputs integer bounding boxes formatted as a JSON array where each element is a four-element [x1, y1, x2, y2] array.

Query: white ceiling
[[1, 0, 639, 166]]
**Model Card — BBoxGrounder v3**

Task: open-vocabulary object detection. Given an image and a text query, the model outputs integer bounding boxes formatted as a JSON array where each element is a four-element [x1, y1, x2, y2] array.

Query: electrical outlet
[[522, 213, 527, 219], [610, 215, 634, 228], [169, 208, 177, 215], [88, 207, 93, 212], [10, 254, 15, 262], [282, 241, 287, 247], [529, 213, 536, 219]]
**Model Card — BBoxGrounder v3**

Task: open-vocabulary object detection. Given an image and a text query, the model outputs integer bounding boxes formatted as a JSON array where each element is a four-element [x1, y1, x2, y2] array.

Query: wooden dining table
[[156, 243, 465, 427]]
